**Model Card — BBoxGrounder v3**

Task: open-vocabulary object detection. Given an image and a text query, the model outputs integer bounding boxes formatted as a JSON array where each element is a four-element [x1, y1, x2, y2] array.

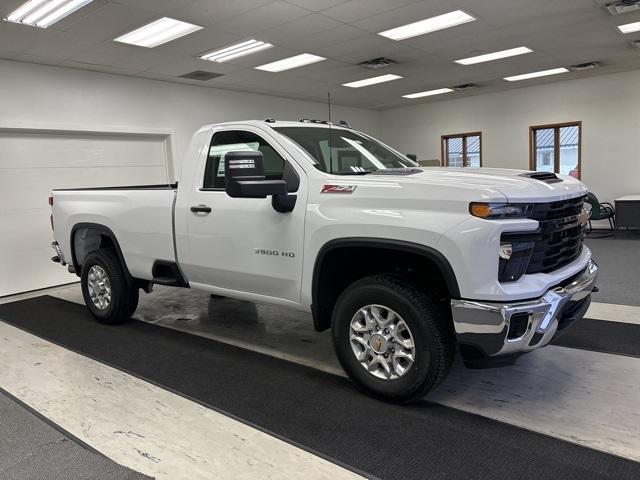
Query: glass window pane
[[534, 128, 554, 173], [205, 130, 285, 188], [447, 137, 464, 167], [559, 125, 579, 178], [465, 135, 481, 167]]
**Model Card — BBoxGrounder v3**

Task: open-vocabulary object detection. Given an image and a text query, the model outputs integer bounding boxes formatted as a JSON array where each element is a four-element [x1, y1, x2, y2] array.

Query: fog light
[[498, 240, 535, 282], [499, 242, 513, 260]]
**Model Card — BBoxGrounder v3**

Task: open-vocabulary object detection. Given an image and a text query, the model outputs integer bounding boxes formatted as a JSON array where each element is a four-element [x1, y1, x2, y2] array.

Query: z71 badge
[[321, 184, 357, 194]]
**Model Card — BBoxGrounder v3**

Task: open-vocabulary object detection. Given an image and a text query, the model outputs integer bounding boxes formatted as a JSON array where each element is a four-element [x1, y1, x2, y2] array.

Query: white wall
[[379, 70, 640, 203], [0, 59, 381, 181], [2, 58, 638, 203]]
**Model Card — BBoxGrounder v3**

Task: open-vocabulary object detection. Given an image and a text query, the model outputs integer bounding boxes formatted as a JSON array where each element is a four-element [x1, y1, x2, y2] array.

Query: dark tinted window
[[203, 130, 285, 189]]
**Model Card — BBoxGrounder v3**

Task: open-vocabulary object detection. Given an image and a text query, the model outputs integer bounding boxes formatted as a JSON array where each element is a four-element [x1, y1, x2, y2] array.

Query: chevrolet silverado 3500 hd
[[50, 119, 598, 402]]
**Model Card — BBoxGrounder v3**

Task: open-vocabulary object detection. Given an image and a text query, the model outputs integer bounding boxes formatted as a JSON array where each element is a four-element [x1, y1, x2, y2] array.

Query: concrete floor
[[0, 389, 149, 480]]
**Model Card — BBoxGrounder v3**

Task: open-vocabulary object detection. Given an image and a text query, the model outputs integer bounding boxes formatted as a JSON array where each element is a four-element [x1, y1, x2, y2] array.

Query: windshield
[[273, 127, 417, 175]]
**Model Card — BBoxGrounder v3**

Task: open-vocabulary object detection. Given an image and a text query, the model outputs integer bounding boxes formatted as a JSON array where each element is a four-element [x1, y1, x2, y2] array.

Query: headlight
[[469, 202, 534, 219]]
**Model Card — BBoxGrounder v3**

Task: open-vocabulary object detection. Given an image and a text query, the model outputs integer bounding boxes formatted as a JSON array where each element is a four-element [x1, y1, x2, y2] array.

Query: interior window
[[441, 133, 482, 167], [203, 130, 285, 189], [530, 122, 581, 179]]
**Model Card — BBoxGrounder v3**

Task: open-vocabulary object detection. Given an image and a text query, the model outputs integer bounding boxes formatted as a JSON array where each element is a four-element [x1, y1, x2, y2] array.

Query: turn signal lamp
[[469, 202, 534, 219]]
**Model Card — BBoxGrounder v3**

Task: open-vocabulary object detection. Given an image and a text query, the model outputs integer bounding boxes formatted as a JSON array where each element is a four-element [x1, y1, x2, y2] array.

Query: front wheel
[[81, 249, 139, 324], [331, 275, 454, 403]]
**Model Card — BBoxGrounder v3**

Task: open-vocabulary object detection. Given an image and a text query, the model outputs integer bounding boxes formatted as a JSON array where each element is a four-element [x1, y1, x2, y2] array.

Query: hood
[[367, 167, 588, 203]]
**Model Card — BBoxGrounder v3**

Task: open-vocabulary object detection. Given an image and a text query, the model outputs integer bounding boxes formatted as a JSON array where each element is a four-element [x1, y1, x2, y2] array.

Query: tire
[[81, 249, 139, 324], [331, 274, 455, 403]]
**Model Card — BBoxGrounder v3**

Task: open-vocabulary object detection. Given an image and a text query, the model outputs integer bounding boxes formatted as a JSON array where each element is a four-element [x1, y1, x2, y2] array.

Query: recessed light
[[114, 17, 203, 48], [255, 53, 325, 72], [618, 21, 640, 34], [402, 88, 454, 99], [200, 39, 273, 63], [503, 67, 569, 82], [378, 10, 476, 41], [4, 0, 94, 28], [455, 46, 533, 65], [343, 74, 402, 88]]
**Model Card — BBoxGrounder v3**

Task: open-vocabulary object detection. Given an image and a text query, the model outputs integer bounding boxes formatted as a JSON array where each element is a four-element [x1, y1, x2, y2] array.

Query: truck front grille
[[525, 223, 585, 274], [502, 195, 586, 278], [529, 195, 586, 222]]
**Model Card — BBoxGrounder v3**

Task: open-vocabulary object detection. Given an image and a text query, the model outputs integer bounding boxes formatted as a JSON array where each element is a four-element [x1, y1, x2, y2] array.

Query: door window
[[203, 130, 285, 189]]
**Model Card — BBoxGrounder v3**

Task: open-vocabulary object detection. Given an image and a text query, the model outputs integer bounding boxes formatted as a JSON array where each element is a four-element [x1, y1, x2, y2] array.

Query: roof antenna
[[327, 92, 333, 174]]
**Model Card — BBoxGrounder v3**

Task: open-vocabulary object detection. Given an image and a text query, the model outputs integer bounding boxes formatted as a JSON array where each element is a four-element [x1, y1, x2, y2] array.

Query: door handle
[[190, 204, 212, 213]]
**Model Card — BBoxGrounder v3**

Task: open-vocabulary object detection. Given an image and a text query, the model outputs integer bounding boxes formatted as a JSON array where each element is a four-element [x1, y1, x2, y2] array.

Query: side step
[[152, 276, 184, 287], [151, 261, 188, 288]]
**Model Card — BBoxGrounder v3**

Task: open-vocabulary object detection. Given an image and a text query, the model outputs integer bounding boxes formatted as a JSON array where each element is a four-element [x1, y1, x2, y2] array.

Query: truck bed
[[52, 187, 177, 281]]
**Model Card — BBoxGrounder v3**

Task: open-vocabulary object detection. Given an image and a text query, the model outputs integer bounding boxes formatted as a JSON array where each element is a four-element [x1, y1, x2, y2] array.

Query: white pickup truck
[[50, 119, 598, 402]]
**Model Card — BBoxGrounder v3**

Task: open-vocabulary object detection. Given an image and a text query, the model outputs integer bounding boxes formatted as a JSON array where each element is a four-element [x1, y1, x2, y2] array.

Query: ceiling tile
[[282, 0, 349, 12], [267, 23, 365, 51], [23, 30, 98, 61], [218, 1, 313, 33], [320, 0, 422, 23], [0, 19, 47, 53], [262, 13, 342, 43], [171, 0, 273, 26]]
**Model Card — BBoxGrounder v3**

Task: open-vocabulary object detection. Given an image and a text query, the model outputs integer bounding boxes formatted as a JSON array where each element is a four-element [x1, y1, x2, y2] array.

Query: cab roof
[[200, 119, 354, 132]]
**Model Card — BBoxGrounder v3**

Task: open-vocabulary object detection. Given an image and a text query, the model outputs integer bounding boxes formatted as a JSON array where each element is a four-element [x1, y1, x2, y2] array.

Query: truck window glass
[[274, 127, 416, 175], [203, 130, 285, 189]]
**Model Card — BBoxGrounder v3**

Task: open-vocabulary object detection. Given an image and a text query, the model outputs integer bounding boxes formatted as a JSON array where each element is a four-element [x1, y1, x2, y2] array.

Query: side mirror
[[224, 151, 287, 198]]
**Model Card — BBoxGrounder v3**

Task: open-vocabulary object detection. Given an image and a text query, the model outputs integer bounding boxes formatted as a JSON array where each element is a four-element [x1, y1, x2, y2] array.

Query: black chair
[[585, 192, 616, 237]]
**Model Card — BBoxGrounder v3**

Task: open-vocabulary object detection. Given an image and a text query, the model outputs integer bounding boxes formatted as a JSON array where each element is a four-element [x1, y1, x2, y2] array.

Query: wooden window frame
[[529, 121, 582, 179], [441, 132, 483, 167]]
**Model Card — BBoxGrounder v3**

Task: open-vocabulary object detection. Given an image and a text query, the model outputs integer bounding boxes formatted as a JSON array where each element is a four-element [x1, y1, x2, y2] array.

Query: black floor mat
[[1, 296, 639, 480], [553, 317, 640, 357]]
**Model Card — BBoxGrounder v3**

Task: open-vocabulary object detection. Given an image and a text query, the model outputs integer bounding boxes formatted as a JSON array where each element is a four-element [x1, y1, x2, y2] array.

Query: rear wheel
[[81, 249, 138, 324], [331, 274, 454, 403]]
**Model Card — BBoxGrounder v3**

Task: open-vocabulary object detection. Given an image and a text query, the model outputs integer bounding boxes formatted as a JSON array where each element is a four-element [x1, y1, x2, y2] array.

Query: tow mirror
[[224, 151, 287, 199]]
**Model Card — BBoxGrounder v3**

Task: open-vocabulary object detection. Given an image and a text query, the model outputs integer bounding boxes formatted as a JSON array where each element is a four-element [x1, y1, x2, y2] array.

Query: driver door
[[178, 127, 306, 304]]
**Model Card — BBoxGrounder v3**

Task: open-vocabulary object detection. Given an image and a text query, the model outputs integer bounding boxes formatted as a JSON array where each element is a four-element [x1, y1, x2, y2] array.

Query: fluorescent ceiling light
[[618, 21, 640, 34], [255, 53, 325, 72], [504, 67, 569, 82], [200, 39, 272, 63], [343, 74, 402, 88], [114, 17, 203, 48], [403, 88, 454, 99], [4, 0, 94, 28], [455, 46, 533, 65], [378, 10, 476, 41]]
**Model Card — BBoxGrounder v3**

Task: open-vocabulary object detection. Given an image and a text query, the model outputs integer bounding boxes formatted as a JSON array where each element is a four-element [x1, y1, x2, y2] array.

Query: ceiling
[[1, 0, 639, 110]]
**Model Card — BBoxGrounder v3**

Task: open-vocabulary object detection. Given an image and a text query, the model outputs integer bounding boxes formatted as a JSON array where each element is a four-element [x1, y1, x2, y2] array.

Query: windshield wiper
[[341, 170, 373, 175]]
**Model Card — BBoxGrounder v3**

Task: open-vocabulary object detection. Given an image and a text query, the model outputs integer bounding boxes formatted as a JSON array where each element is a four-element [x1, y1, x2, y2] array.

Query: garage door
[[0, 130, 170, 297]]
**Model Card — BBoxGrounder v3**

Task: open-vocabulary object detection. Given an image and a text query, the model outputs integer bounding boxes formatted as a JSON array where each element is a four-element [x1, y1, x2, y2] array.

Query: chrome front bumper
[[451, 260, 598, 362]]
